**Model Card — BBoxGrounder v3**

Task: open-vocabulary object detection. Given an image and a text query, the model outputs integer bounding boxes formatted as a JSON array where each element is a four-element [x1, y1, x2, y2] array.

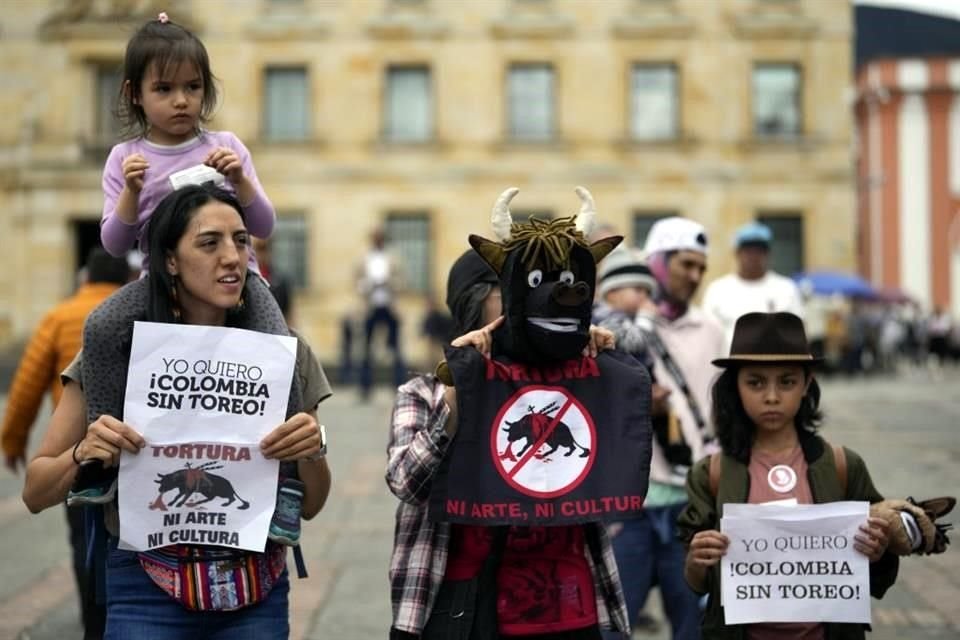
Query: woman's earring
[[170, 278, 182, 321], [236, 296, 246, 312]]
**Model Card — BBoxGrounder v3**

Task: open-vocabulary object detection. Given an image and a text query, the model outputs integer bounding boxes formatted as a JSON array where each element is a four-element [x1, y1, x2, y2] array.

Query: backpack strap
[[709, 452, 722, 498], [832, 443, 847, 498]]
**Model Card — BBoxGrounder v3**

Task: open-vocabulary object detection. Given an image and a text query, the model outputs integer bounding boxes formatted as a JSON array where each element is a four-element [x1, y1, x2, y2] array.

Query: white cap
[[643, 216, 708, 256]]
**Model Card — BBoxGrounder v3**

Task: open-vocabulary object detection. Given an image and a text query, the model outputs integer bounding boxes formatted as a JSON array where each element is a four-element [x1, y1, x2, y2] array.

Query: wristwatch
[[304, 424, 327, 462]]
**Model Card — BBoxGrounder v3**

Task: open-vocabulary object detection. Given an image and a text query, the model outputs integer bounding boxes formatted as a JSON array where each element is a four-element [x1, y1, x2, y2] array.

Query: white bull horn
[[491, 187, 519, 242], [574, 186, 596, 237]]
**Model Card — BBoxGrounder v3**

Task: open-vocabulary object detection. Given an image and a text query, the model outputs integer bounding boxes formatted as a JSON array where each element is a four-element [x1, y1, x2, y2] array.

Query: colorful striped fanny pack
[[137, 543, 286, 611]]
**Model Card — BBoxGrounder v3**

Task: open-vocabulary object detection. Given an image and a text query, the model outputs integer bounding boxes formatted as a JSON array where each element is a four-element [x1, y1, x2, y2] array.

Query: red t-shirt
[[445, 524, 598, 635]]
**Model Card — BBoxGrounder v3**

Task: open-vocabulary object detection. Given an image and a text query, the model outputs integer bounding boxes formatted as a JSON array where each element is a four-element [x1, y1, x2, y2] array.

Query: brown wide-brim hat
[[712, 311, 824, 368]]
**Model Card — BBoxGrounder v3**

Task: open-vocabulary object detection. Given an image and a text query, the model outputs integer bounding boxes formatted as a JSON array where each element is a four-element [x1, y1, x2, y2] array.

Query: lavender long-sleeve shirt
[[100, 131, 275, 270]]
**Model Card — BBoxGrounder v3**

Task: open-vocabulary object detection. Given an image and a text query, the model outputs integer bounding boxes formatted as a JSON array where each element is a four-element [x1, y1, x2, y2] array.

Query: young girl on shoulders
[[677, 312, 898, 640], [75, 12, 289, 497]]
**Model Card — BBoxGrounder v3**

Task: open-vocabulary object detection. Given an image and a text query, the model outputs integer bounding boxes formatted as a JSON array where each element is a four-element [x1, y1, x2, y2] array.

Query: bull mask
[[469, 187, 621, 363]]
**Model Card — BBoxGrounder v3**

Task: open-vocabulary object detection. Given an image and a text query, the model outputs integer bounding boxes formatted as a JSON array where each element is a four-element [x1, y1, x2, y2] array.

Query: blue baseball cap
[[733, 222, 772, 249]]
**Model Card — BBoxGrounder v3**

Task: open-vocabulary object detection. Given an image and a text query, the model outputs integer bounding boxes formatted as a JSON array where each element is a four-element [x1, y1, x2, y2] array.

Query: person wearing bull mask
[[387, 188, 636, 640]]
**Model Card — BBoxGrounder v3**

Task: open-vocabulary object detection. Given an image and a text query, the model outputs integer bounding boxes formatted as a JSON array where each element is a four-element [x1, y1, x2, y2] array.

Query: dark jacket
[[676, 435, 899, 640]]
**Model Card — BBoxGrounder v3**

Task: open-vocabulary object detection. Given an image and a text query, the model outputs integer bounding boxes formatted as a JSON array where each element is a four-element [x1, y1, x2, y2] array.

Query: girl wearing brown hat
[[676, 312, 898, 640]]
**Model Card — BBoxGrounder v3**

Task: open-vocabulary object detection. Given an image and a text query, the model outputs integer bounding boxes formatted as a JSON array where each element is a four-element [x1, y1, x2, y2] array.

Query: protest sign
[[429, 347, 652, 526], [118, 322, 297, 552], [720, 501, 870, 625]]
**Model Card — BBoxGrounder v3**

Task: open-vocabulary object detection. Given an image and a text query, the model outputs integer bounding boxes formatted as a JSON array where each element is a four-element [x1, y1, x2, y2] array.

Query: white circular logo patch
[[767, 465, 798, 493]]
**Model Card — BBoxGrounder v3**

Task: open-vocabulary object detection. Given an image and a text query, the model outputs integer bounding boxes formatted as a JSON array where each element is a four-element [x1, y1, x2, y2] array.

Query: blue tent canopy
[[792, 271, 876, 298]]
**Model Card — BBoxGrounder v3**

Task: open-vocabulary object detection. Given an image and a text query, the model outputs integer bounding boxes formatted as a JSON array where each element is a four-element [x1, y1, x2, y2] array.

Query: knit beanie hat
[[597, 247, 658, 298]]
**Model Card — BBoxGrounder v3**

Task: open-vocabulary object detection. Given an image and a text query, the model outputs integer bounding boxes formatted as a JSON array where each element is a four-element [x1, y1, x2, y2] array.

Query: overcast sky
[[854, 0, 960, 21]]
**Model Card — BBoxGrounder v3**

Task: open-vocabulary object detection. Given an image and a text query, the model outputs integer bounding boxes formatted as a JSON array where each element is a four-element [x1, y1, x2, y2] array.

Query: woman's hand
[[77, 416, 145, 468], [205, 147, 246, 186], [450, 315, 504, 358], [855, 516, 890, 562], [584, 325, 616, 357], [687, 529, 730, 568], [261, 412, 322, 461], [121, 153, 149, 193]]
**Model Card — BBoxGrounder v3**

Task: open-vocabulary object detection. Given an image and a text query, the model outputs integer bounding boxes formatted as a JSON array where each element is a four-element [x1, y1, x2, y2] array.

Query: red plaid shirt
[[386, 374, 630, 635]]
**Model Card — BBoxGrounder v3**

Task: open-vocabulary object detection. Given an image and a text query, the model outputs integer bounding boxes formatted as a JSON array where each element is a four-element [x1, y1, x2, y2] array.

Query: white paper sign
[[720, 501, 871, 625], [118, 322, 297, 552]]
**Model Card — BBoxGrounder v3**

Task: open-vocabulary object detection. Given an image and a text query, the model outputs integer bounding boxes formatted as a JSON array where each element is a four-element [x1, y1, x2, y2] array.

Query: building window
[[757, 213, 804, 276], [632, 211, 674, 248], [629, 64, 678, 141], [270, 213, 308, 289], [508, 63, 555, 141], [263, 67, 309, 141], [752, 63, 801, 138], [384, 65, 432, 142], [95, 64, 122, 143], [385, 213, 431, 294]]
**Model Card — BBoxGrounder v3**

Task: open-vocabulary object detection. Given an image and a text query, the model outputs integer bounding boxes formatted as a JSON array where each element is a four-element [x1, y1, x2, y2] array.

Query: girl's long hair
[[144, 184, 248, 325], [117, 17, 219, 140], [712, 365, 823, 464], [451, 282, 494, 337]]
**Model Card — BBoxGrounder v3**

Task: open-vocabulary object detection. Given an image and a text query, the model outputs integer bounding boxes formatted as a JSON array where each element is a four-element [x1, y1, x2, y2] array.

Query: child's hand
[[450, 315, 504, 358], [205, 147, 245, 185], [122, 153, 149, 192], [584, 325, 615, 357], [688, 529, 730, 568], [855, 516, 890, 562]]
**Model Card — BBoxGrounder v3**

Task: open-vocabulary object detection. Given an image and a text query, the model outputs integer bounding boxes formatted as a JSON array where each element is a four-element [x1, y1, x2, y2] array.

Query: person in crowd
[[24, 185, 331, 639], [592, 246, 659, 371], [591, 246, 671, 634], [357, 228, 406, 401], [679, 312, 898, 639], [387, 249, 627, 640], [601, 217, 725, 640], [253, 236, 294, 325], [1, 248, 128, 639], [927, 306, 953, 368], [703, 222, 804, 352]]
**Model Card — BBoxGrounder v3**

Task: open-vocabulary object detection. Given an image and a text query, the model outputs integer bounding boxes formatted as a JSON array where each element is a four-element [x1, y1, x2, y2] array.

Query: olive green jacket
[[676, 436, 899, 640]]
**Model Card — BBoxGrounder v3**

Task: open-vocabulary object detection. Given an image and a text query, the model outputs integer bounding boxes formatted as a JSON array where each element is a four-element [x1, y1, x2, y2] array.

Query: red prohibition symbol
[[490, 385, 597, 499]]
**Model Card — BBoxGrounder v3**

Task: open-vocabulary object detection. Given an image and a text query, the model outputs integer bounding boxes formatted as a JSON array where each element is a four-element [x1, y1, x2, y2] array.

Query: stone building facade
[[0, 0, 855, 366]]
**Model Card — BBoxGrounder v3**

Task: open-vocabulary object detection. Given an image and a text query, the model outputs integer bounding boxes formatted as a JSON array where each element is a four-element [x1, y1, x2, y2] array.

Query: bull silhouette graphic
[[499, 400, 590, 463], [151, 461, 249, 510]]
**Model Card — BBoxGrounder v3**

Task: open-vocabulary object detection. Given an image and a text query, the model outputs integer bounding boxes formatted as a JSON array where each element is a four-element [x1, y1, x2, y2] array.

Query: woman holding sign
[[23, 184, 331, 639], [678, 312, 898, 640]]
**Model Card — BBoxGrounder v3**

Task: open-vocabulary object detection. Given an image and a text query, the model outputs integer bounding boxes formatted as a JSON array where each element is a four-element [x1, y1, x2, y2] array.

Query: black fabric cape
[[429, 347, 652, 526]]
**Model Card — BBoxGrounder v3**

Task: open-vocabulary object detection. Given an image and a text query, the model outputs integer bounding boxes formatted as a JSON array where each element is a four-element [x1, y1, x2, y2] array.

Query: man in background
[[703, 222, 804, 352], [356, 228, 406, 401]]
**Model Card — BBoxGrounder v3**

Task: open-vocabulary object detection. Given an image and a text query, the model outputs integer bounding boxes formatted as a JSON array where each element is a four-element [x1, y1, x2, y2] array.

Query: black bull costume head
[[469, 186, 621, 363]]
